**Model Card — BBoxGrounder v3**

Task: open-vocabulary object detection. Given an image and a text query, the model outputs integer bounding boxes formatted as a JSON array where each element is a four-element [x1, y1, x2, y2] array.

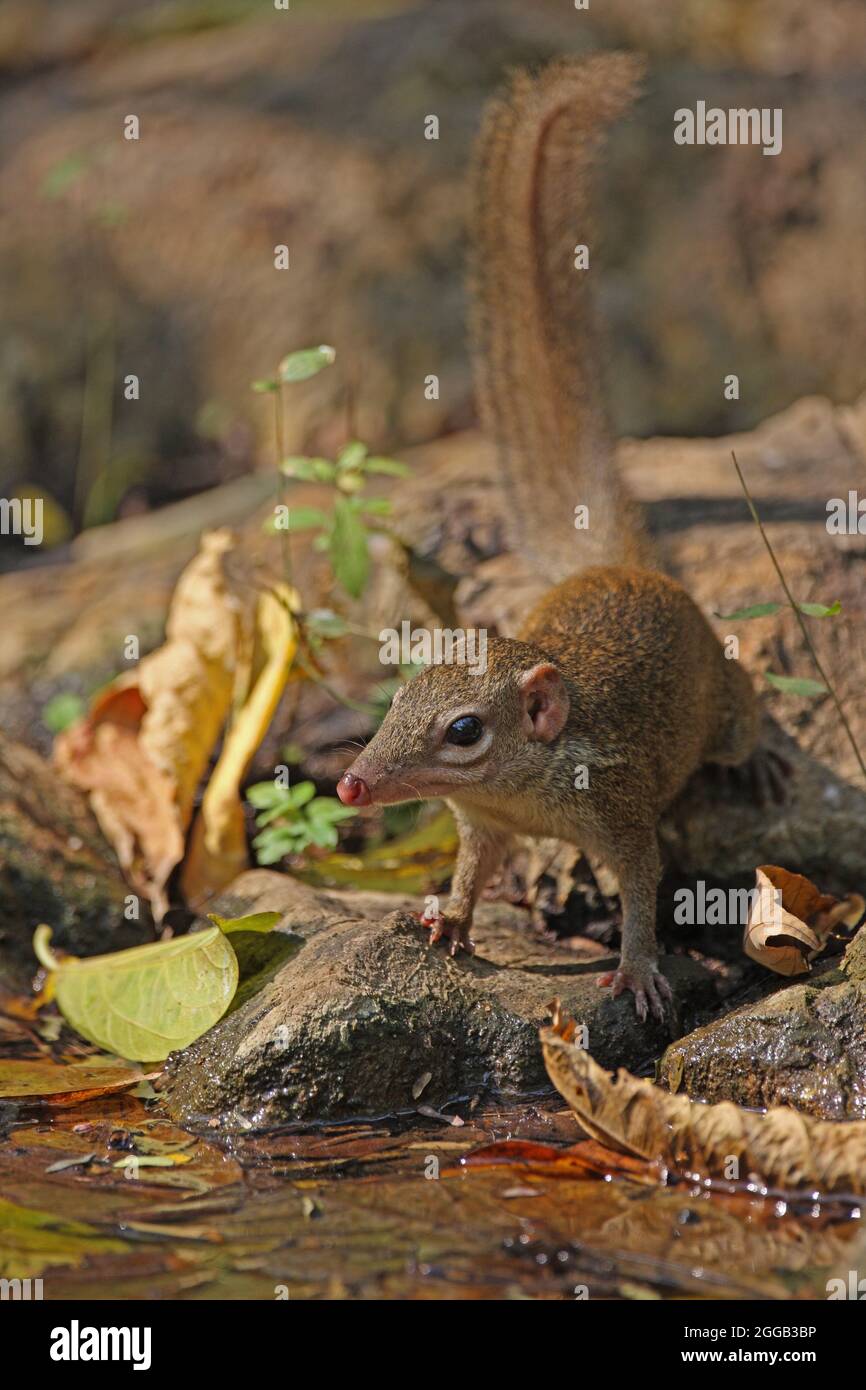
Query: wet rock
[[0, 734, 152, 988], [660, 931, 866, 1120], [162, 869, 715, 1127]]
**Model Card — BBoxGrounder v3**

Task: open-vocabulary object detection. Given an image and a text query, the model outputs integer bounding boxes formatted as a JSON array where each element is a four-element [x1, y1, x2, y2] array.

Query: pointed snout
[[336, 771, 372, 807]]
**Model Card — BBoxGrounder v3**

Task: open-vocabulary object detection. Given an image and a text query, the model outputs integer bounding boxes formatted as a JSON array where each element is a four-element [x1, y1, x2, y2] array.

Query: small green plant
[[253, 346, 409, 601], [42, 692, 85, 733], [247, 780, 357, 864], [269, 440, 408, 598]]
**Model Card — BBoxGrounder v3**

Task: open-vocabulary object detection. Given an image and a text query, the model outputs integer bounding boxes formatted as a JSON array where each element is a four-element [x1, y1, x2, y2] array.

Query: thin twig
[[731, 449, 866, 783], [274, 382, 293, 586]]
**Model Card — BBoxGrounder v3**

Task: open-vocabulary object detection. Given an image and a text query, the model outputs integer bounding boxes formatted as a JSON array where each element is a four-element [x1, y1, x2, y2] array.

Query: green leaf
[[361, 497, 393, 516], [251, 378, 279, 393], [37, 927, 239, 1062], [298, 807, 457, 895], [42, 692, 85, 733], [305, 822, 340, 849], [279, 456, 337, 483], [363, 456, 410, 477], [288, 780, 317, 808], [246, 781, 289, 810], [330, 496, 370, 598], [797, 600, 841, 618], [96, 201, 128, 228], [336, 441, 369, 471], [277, 345, 336, 383], [717, 600, 841, 620], [41, 154, 88, 199], [306, 798, 356, 825], [207, 911, 282, 935], [282, 506, 330, 532], [0, 1197, 125, 1279], [765, 672, 828, 697], [305, 609, 349, 639], [715, 602, 782, 620], [251, 826, 296, 864], [335, 471, 366, 495]]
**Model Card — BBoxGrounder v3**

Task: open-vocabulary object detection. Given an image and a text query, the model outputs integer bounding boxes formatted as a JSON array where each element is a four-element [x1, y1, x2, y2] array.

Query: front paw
[[419, 905, 475, 957], [597, 961, 672, 1023]]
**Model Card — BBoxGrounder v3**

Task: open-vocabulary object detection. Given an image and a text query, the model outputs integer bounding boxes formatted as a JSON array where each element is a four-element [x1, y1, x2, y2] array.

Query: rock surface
[[162, 869, 715, 1127], [0, 734, 152, 988], [660, 929, 866, 1120]]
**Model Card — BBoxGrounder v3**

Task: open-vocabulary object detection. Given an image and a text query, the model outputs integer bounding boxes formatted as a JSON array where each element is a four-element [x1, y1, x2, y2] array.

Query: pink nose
[[337, 772, 372, 807]]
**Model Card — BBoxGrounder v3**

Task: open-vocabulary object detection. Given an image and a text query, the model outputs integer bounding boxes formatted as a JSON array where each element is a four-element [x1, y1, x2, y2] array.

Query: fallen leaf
[[54, 529, 244, 918], [542, 1018, 866, 1196], [462, 1137, 655, 1184], [417, 1104, 464, 1127], [0, 1058, 148, 1103], [112, 1154, 192, 1169], [0, 1198, 126, 1278], [207, 911, 282, 935], [743, 865, 864, 976], [299, 808, 456, 894], [33, 924, 238, 1062], [765, 673, 827, 697], [412, 1071, 432, 1100], [44, 1153, 99, 1174], [181, 583, 298, 909]]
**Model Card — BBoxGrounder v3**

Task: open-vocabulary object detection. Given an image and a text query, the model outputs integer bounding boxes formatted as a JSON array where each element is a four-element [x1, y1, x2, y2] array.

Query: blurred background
[[0, 0, 864, 560]]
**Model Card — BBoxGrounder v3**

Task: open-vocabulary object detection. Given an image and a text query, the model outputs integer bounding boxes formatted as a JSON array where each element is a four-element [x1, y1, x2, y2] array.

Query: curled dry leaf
[[54, 530, 247, 920], [541, 1018, 866, 1197], [181, 584, 298, 910], [743, 864, 865, 977]]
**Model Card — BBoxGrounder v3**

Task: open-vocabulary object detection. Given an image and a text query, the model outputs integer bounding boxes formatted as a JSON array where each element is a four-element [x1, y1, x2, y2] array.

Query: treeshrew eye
[[445, 715, 483, 746]]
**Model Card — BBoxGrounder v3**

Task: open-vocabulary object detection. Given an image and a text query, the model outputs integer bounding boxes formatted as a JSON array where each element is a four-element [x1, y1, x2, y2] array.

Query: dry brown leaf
[[180, 584, 298, 910], [541, 1021, 866, 1196], [57, 724, 183, 920], [55, 529, 246, 919], [0, 1058, 153, 1104], [743, 864, 865, 977]]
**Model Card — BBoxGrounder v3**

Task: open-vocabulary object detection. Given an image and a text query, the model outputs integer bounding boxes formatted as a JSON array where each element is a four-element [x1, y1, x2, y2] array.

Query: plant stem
[[731, 449, 866, 783], [274, 381, 293, 585]]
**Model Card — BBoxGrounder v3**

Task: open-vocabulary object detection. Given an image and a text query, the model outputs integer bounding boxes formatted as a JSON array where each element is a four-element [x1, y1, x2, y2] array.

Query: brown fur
[[470, 53, 654, 579], [340, 58, 760, 1021]]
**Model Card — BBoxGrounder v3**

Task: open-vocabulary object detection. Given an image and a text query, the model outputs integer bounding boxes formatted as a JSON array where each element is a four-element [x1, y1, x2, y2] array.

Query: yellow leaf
[[181, 584, 299, 909], [33, 924, 238, 1062]]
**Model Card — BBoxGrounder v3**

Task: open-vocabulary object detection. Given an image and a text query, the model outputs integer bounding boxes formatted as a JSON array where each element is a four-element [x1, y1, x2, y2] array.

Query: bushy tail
[[470, 54, 654, 580]]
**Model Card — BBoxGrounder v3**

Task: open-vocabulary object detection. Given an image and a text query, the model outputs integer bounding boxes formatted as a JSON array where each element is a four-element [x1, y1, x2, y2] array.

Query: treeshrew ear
[[518, 663, 569, 742]]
